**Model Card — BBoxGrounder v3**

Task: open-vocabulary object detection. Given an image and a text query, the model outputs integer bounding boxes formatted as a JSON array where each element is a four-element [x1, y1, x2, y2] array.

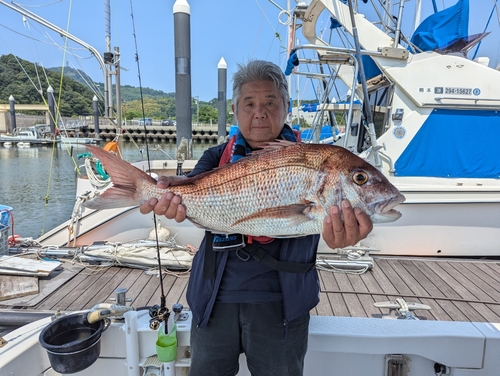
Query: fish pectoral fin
[[232, 203, 315, 226]]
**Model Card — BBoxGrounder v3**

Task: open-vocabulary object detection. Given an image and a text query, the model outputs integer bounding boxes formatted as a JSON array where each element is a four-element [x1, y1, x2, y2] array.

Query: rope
[[315, 248, 374, 275], [82, 239, 195, 271], [67, 194, 89, 246], [145, 267, 191, 279], [84, 158, 111, 188], [316, 261, 370, 275]]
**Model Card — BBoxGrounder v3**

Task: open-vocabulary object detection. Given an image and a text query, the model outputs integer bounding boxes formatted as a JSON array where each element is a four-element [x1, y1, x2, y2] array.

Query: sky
[[0, 0, 499, 103]]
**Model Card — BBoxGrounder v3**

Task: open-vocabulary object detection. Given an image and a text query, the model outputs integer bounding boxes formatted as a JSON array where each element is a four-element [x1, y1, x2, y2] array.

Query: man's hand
[[139, 176, 187, 222], [322, 200, 373, 249]]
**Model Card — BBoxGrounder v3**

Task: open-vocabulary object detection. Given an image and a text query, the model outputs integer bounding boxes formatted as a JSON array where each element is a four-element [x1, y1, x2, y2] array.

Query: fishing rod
[[128, 0, 169, 331]]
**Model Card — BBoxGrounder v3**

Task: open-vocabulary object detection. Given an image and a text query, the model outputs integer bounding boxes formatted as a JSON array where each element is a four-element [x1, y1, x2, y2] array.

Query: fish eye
[[352, 171, 368, 185]]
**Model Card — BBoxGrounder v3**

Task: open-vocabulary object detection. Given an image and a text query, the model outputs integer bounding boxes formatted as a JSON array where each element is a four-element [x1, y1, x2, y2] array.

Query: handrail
[[434, 96, 500, 103]]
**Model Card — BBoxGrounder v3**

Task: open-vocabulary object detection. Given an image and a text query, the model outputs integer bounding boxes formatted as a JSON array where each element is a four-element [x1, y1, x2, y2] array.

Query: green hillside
[[47, 66, 175, 102], [0, 54, 99, 116], [0, 54, 232, 122]]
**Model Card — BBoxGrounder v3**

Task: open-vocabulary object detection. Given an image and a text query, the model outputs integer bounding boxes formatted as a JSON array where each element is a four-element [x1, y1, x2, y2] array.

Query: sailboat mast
[[104, 0, 114, 119], [345, 0, 381, 167], [287, 0, 293, 124], [414, 0, 422, 32]]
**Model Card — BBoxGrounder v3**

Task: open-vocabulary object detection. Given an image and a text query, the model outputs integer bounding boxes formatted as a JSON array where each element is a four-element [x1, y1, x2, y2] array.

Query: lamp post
[[195, 96, 199, 126]]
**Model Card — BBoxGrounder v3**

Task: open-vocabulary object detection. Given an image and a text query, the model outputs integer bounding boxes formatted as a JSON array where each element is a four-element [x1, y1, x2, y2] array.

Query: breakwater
[[64, 124, 227, 143]]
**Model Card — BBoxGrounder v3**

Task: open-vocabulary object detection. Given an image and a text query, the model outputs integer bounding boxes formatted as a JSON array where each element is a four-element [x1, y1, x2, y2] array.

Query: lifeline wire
[[128, 0, 167, 309]]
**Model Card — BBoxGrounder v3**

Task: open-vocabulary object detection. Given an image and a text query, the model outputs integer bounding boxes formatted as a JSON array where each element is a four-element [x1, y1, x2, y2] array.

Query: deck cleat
[[374, 298, 431, 320]]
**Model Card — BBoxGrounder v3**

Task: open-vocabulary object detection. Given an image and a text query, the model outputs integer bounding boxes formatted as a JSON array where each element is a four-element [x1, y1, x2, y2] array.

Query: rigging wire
[[39, 0, 78, 235], [54, 0, 72, 125], [2, 2, 86, 234], [251, 0, 268, 58], [14, 0, 64, 8], [66, 60, 105, 102], [471, 0, 499, 60], [254, 0, 288, 62], [0, 22, 60, 47], [128, 0, 167, 311], [26, 19, 105, 101], [0, 21, 103, 90]]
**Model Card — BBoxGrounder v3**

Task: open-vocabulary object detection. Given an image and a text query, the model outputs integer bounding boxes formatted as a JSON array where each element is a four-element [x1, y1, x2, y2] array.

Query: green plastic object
[[95, 161, 109, 180], [78, 153, 109, 180], [156, 323, 177, 362], [77, 152, 92, 160]]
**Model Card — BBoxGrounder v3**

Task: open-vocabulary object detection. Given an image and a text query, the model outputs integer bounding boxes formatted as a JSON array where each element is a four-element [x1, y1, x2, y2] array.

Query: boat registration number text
[[444, 87, 472, 95]]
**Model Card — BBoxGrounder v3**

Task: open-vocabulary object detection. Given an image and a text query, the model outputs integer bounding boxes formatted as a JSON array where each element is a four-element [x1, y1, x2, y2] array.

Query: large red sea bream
[[84, 142, 405, 237]]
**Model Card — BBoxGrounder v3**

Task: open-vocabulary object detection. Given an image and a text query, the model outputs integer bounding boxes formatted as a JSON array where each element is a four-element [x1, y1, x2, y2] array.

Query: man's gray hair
[[232, 60, 289, 117]]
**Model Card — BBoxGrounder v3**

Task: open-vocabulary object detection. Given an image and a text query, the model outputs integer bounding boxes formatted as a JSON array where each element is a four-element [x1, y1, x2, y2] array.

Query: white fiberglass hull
[[2, 309, 500, 375], [36, 157, 500, 257], [37, 191, 500, 257], [61, 136, 97, 145], [357, 186, 500, 257]]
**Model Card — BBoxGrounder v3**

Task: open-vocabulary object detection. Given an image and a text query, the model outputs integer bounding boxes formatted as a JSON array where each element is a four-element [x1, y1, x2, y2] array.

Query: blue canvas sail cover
[[395, 109, 500, 178], [410, 0, 469, 52], [301, 103, 319, 112], [358, 55, 382, 82]]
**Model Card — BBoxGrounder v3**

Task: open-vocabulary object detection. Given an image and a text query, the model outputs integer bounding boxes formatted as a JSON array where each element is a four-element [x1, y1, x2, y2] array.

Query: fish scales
[[85, 143, 405, 237], [165, 145, 336, 235]]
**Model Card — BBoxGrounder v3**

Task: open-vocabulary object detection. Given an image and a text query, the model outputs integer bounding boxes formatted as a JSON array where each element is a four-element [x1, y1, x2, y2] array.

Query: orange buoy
[[103, 141, 119, 153]]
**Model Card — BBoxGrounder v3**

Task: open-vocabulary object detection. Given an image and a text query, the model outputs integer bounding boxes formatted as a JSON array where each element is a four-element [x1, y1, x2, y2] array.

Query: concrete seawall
[[65, 124, 227, 143], [1, 114, 231, 143]]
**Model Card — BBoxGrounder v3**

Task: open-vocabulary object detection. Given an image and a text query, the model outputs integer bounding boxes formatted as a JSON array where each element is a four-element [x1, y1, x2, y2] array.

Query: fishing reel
[[148, 304, 170, 330]]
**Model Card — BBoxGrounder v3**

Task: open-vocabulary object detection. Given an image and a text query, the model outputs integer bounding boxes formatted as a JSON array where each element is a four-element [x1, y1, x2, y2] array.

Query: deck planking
[[1, 256, 500, 324]]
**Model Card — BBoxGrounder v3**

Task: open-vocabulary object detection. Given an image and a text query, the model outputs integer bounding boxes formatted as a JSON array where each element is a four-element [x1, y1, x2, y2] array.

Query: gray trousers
[[188, 301, 310, 376]]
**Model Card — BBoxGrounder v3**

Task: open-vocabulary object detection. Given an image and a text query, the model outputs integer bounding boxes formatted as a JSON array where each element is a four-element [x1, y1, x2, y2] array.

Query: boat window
[[367, 83, 392, 138]]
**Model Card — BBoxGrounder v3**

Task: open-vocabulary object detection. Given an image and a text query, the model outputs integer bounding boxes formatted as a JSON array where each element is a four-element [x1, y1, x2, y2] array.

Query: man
[[140, 60, 373, 376]]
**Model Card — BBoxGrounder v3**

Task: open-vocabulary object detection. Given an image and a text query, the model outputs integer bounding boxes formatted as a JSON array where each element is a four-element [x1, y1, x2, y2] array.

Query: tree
[[0, 54, 98, 116], [198, 104, 218, 124]]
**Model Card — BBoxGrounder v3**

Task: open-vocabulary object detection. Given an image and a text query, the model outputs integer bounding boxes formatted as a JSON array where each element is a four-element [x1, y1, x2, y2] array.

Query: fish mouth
[[371, 193, 406, 223]]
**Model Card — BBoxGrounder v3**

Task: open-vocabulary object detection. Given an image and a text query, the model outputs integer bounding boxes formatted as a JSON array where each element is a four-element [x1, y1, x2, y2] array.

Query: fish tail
[[84, 145, 158, 209]]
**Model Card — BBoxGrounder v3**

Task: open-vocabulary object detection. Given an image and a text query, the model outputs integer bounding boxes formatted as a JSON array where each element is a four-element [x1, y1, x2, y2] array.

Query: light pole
[[195, 96, 199, 126]]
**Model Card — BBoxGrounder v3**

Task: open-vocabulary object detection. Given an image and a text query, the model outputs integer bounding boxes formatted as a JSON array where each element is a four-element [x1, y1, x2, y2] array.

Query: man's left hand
[[322, 200, 373, 249]]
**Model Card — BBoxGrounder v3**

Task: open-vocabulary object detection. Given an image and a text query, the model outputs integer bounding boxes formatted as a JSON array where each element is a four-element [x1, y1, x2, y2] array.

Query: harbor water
[[0, 141, 214, 239]]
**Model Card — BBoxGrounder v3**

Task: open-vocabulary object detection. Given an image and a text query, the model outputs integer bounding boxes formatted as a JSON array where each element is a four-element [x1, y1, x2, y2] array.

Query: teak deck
[[2, 256, 500, 323]]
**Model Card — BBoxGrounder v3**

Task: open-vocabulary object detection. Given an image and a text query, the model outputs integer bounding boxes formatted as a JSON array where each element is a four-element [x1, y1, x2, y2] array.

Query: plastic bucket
[[0, 205, 12, 228], [39, 313, 106, 374]]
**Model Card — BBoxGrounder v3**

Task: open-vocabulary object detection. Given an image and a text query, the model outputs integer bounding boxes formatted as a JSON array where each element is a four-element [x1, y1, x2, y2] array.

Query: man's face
[[232, 80, 288, 149]]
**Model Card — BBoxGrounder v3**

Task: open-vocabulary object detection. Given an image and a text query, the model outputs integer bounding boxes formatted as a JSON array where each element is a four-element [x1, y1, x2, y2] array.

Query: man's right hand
[[139, 176, 187, 223]]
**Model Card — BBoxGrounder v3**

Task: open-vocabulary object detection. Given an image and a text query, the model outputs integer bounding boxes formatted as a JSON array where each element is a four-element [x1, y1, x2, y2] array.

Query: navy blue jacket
[[186, 143, 321, 328]]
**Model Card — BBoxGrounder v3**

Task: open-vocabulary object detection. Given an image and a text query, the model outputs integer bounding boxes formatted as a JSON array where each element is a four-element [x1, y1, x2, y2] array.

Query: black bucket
[[39, 313, 107, 374]]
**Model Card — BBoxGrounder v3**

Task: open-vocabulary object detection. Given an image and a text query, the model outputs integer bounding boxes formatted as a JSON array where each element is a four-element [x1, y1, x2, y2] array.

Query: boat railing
[[428, 96, 500, 109], [290, 44, 364, 151]]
